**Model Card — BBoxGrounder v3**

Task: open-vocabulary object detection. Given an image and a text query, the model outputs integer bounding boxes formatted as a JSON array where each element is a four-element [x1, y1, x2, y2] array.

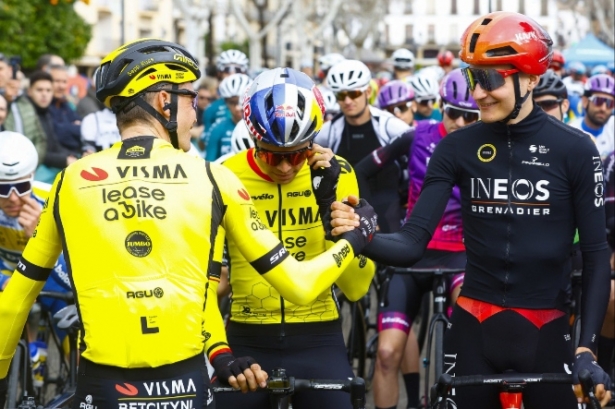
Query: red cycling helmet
[[437, 50, 455, 67], [460, 12, 553, 75], [549, 50, 565, 70]]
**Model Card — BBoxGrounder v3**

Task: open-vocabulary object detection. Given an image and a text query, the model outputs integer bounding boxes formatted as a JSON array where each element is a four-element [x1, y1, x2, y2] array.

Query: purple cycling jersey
[[407, 120, 464, 251]]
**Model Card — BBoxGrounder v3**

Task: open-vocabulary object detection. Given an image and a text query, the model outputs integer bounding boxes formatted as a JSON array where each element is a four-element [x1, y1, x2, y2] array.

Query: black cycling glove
[[572, 351, 612, 391], [311, 157, 341, 235], [211, 353, 256, 385], [341, 198, 378, 255]]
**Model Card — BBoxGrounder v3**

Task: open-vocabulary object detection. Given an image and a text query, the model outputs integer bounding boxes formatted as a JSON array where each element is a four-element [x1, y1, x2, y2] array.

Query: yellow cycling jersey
[[0, 182, 50, 272], [0, 136, 364, 377], [222, 149, 375, 325]]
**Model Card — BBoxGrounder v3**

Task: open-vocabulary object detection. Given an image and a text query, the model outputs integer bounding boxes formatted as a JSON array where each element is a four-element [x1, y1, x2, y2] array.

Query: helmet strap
[[133, 84, 181, 149], [499, 74, 531, 124]]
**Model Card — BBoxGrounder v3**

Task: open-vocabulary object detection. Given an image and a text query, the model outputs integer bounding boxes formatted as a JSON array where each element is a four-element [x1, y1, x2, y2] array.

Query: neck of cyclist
[[344, 97, 371, 126]]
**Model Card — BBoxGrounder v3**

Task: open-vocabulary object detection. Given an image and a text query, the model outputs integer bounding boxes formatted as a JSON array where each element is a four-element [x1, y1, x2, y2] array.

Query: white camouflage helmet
[[392, 48, 415, 70], [408, 74, 440, 101], [231, 120, 255, 154], [216, 49, 249, 73], [318, 53, 346, 72], [326, 60, 372, 92], [218, 74, 253, 99], [0, 131, 38, 180]]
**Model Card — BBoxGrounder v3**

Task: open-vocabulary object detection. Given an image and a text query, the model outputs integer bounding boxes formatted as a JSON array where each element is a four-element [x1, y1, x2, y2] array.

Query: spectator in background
[[35, 54, 65, 71], [76, 71, 105, 118], [80, 105, 120, 155], [0, 94, 7, 131], [0, 53, 21, 104], [48, 65, 82, 152], [437, 50, 455, 75], [190, 77, 218, 151], [3, 71, 78, 183]]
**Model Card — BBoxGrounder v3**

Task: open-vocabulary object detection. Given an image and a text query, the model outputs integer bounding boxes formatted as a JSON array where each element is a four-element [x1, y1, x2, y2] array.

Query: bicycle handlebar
[[431, 372, 601, 409], [213, 370, 366, 409]]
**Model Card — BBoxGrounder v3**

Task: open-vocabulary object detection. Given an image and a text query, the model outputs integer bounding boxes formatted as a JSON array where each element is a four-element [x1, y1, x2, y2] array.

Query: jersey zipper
[[276, 183, 286, 338], [504, 127, 513, 306]]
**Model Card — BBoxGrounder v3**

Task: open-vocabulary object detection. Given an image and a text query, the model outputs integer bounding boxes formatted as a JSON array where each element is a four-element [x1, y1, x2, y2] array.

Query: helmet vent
[[486, 46, 517, 57], [141, 45, 170, 55], [304, 118, 317, 138], [452, 81, 458, 99], [165, 64, 188, 72], [481, 18, 492, 25], [289, 121, 300, 140], [137, 68, 157, 80], [469, 33, 480, 53], [296, 93, 306, 119], [271, 120, 281, 139]]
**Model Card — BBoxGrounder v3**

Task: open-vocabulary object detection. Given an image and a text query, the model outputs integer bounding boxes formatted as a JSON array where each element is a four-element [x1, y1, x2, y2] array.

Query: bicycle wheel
[[6, 343, 26, 409], [433, 320, 446, 382]]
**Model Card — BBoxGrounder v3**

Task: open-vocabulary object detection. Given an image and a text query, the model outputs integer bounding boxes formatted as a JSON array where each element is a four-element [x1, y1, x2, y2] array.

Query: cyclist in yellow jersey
[[0, 40, 379, 409], [216, 67, 375, 409]]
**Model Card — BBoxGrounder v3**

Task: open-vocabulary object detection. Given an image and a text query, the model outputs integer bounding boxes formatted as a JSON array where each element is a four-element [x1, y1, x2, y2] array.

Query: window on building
[[428, 24, 435, 43], [449, 24, 458, 44], [518, 0, 525, 14], [496, 0, 502, 11], [405, 24, 414, 44], [427, 0, 435, 14], [451, 0, 458, 15], [473, 0, 480, 14], [405, 0, 413, 13]]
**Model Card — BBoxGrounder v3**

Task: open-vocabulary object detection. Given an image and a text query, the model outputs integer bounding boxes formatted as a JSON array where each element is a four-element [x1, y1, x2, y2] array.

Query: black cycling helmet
[[96, 38, 201, 149], [533, 69, 567, 99]]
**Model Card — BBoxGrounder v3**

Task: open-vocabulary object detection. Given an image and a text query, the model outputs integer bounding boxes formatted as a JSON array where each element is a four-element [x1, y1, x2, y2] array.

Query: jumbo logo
[[126, 145, 145, 158]]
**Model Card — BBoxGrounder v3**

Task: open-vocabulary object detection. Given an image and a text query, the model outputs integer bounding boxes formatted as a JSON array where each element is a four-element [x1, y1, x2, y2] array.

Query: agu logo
[[80, 167, 108, 181], [477, 144, 496, 162], [125, 231, 153, 257]]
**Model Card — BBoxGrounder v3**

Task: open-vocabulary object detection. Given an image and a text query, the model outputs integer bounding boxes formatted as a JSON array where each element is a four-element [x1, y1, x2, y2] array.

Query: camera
[[9, 56, 22, 80]]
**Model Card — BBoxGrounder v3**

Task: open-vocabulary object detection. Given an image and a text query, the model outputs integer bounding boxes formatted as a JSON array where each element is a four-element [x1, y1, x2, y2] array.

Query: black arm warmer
[[579, 246, 612, 353]]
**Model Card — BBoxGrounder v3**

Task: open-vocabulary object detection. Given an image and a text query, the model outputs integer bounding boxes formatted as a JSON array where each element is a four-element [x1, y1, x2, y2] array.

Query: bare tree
[[292, 0, 344, 69], [230, 0, 293, 68], [333, 0, 390, 59], [174, 0, 214, 73], [557, 0, 614, 47]]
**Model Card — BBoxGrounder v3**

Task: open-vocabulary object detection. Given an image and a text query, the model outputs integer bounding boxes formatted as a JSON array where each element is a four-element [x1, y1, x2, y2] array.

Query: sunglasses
[[149, 89, 198, 110], [534, 98, 562, 112], [443, 103, 480, 123], [417, 99, 436, 106], [589, 95, 615, 109], [225, 97, 241, 107], [335, 89, 367, 102], [221, 65, 246, 74], [462, 67, 519, 92], [386, 101, 413, 115], [0, 179, 32, 199], [254, 145, 312, 167]]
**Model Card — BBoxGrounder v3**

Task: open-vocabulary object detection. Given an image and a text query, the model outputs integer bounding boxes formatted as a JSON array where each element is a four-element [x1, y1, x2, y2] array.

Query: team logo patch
[[80, 167, 108, 181], [238, 189, 250, 201], [115, 382, 139, 396], [477, 144, 496, 162], [125, 231, 153, 257]]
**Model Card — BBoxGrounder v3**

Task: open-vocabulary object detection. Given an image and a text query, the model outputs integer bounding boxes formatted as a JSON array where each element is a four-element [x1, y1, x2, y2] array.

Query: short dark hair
[[36, 54, 54, 71], [113, 82, 170, 131], [28, 71, 53, 87]]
